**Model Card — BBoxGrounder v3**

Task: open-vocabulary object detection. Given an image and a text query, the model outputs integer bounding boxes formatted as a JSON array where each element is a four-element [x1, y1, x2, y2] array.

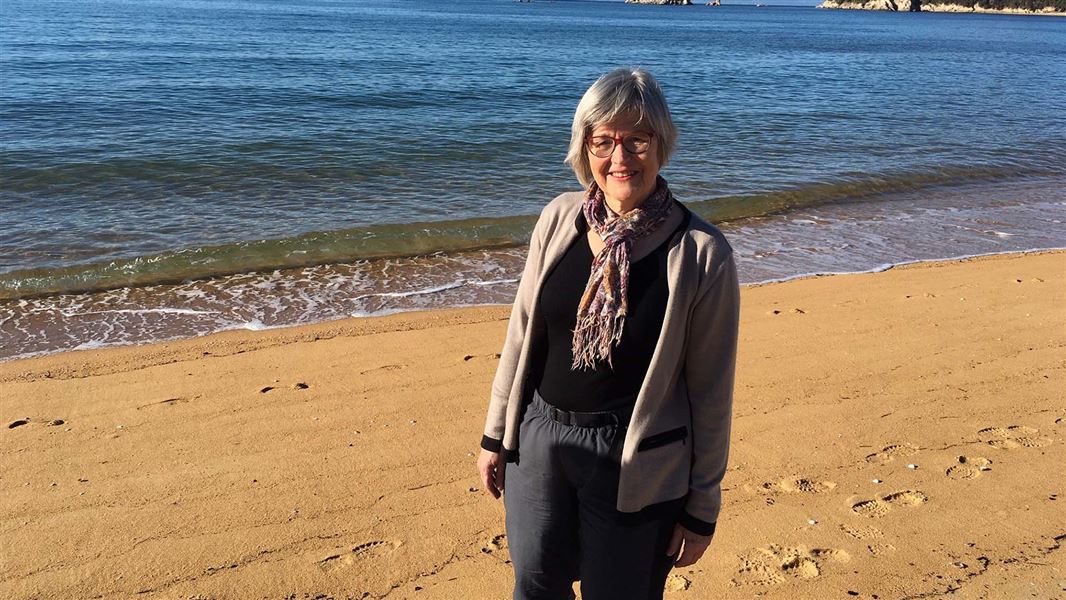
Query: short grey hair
[[565, 67, 678, 188]]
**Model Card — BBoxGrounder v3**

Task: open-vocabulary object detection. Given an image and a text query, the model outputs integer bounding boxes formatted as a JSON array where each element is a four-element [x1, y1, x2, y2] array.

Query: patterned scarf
[[572, 175, 674, 370]]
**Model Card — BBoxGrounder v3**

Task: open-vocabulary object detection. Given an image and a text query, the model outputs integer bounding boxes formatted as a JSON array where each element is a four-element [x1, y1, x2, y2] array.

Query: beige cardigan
[[481, 190, 740, 531]]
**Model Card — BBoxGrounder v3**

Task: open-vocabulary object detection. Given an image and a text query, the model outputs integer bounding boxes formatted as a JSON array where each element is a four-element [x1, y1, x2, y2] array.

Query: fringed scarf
[[572, 175, 674, 370]]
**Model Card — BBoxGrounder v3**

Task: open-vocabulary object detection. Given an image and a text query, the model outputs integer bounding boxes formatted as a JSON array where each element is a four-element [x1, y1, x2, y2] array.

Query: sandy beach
[[1, 250, 1063, 599]]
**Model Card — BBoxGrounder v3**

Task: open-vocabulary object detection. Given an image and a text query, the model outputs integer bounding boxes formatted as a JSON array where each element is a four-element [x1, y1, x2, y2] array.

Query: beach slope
[[1, 251, 1063, 599]]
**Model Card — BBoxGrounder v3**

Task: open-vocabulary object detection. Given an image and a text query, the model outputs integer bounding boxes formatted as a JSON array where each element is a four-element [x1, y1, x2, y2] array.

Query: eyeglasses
[[585, 132, 654, 158]]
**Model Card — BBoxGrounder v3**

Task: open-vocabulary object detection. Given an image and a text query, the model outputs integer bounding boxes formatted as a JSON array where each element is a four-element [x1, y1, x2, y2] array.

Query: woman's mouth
[[609, 170, 638, 181]]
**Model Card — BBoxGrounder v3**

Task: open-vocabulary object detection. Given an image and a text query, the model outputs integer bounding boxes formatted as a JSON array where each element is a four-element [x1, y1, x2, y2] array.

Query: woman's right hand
[[477, 449, 506, 499]]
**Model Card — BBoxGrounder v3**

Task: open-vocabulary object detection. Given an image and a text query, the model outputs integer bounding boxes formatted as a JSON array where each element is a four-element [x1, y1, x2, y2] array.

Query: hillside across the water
[[819, 0, 1065, 13]]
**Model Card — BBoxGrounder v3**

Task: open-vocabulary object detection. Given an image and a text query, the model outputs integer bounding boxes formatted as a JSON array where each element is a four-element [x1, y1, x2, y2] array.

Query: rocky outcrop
[[626, 0, 693, 5], [818, 0, 1064, 13], [920, 2, 1064, 11], [819, 0, 918, 9]]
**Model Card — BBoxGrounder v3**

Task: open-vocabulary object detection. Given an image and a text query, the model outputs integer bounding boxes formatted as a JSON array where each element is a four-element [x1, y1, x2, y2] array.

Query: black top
[[534, 211, 683, 412]]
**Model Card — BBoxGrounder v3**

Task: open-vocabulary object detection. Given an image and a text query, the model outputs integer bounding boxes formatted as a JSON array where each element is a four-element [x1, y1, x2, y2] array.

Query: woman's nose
[[610, 143, 630, 163]]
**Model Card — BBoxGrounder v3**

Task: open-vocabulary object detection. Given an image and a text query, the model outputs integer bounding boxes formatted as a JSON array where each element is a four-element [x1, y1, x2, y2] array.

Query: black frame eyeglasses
[[585, 132, 655, 158]]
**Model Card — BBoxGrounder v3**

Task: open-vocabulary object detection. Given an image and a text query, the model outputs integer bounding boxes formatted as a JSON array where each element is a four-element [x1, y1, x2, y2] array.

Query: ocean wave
[[1, 168, 1062, 300]]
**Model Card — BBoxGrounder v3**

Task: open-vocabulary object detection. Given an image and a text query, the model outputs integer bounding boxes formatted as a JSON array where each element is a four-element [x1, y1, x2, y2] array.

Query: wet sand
[[1, 250, 1063, 599]]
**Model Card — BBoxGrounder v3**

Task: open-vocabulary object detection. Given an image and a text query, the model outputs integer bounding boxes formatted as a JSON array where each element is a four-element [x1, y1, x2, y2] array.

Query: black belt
[[538, 391, 633, 428]]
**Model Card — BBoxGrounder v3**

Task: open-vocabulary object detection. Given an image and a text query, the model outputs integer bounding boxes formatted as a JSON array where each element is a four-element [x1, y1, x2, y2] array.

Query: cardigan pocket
[[637, 426, 688, 452]]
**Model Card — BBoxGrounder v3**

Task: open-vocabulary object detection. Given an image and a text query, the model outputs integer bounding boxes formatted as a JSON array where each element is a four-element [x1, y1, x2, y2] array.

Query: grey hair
[[565, 67, 678, 188]]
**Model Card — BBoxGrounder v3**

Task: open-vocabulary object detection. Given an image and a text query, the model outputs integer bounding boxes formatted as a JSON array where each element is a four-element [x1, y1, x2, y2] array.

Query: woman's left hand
[[666, 523, 713, 567]]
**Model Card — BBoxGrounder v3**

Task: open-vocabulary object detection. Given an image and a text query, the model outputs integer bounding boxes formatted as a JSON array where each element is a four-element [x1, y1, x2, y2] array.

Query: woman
[[477, 67, 740, 600]]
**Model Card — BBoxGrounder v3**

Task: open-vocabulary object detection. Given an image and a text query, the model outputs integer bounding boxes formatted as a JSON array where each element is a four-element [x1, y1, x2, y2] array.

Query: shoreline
[[2, 247, 1062, 369], [742, 246, 1066, 287], [4, 174, 1064, 362], [1, 248, 1063, 598]]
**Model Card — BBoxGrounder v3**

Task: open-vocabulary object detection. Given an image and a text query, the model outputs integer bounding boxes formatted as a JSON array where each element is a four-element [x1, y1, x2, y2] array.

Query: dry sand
[[1, 250, 1063, 600]]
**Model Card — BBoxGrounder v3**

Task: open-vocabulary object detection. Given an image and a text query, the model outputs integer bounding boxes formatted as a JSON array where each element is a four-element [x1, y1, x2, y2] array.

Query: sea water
[[1, 0, 1064, 359]]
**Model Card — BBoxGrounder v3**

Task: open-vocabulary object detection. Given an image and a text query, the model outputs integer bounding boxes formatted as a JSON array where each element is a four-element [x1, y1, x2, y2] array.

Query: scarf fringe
[[571, 311, 627, 371]]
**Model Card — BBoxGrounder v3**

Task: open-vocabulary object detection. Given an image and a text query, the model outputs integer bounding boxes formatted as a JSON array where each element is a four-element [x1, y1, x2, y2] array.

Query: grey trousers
[[503, 391, 685, 600]]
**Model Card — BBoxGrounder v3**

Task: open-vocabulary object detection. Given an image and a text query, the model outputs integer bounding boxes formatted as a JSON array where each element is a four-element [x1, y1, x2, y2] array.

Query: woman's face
[[587, 119, 661, 214]]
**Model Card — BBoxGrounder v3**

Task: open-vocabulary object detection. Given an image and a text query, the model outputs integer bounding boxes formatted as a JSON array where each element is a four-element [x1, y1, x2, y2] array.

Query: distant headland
[[818, 0, 1065, 14]]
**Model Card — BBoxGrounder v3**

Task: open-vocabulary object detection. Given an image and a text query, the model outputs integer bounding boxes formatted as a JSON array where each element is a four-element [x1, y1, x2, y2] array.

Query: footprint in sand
[[851, 490, 928, 518], [136, 397, 188, 410], [768, 308, 806, 315], [732, 545, 850, 586], [7, 418, 67, 428], [481, 533, 507, 555], [317, 540, 397, 572], [978, 425, 1052, 449], [257, 384, 308, 394], [358, 364, 406, 375], [761, 477, 837, 494], [665, 574, 690, 591], [865, 542, 897, 556], [839, 523, 884, 541], [865, 443, 920, 464], [946, 456, 992, 480], [851, 498, 892, 518], [463, 353, 501, 362]]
